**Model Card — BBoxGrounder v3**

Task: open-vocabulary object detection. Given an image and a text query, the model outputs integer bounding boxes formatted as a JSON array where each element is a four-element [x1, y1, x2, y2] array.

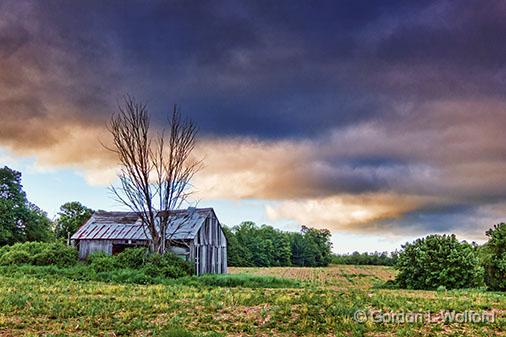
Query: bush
[[0, 249, 31, 265], [0, 244, 193, 283], [395, 234, 484, 290], [482, 223, 506, 291], [87, 252, 120, 272], [0, 242, 77, 267], [143, 252, 193, 278], [116, 247, 149, 269], [32, 242, 78, 267], [86, 249, 192, 279]]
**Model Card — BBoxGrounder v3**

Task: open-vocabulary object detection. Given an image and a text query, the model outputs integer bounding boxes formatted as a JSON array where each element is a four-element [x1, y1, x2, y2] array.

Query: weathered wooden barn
[[70, 207, 227, 274]]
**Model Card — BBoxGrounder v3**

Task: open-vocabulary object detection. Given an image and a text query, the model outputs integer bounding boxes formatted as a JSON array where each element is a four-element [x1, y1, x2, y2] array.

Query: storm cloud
[[1, 0, 506, 239]]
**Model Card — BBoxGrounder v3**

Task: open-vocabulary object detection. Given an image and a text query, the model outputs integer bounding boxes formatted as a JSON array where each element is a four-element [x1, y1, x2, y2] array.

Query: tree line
[[223, 222, 333, 267], [331, 251, 398, 266]]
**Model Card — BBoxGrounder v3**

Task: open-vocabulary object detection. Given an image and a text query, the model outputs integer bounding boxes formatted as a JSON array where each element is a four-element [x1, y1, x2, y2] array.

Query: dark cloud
[[1, 0, 506, 237], [378, 202, 506, 240]]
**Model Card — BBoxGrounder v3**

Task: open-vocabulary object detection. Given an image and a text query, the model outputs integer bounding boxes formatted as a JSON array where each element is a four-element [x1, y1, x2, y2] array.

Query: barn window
[[112, 244, 130, 255]]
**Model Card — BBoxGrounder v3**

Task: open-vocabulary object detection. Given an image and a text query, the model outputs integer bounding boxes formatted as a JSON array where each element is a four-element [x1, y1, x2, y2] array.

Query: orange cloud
[[265, 193, 437, 233]]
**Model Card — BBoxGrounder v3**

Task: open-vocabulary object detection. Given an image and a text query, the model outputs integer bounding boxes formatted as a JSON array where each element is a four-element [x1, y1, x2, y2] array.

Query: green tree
[[0, 166, 52, 245], [482, 223, 506, 290], [0, 167, 26, 244], [234, 222, 273, 267], [24, 203, 53, 242], [223, 221, 332, 268], [290, 232, 310, 266], [332, 251, 397, 266], [395, 234, 483, 290], [259, 225, 292, 266], [54, 201, 93, 241], [301, 226, 333, 267], [222, 225, 253, 267]]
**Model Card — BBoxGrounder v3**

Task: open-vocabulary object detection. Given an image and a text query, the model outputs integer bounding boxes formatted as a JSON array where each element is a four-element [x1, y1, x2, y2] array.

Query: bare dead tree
[[106, 96, 200, 254]]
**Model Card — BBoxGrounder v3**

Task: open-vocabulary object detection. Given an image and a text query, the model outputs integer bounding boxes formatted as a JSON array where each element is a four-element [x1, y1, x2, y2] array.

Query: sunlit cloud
[[265, 193, 437, 233]]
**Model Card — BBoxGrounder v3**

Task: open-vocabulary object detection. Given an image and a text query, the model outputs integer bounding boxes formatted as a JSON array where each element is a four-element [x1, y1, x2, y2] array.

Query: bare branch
[[104, 97, 200, 254]]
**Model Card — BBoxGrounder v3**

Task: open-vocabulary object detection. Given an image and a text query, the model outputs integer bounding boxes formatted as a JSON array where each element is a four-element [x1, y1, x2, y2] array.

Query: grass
[[174, 273, 301, 288], [0, 265, 505, 336], [0, 265, 301, 289]]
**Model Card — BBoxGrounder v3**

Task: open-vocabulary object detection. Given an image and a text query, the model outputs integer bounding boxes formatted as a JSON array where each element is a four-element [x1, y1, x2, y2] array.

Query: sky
[[1, 0, 506, 253]]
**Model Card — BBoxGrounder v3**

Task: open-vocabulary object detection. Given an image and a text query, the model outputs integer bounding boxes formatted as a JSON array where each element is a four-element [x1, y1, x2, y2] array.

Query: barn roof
[[71, 207, 215, 241]]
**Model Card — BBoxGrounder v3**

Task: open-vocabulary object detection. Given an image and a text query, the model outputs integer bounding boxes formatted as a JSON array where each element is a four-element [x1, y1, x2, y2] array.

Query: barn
[[70, 207, 227, 275]]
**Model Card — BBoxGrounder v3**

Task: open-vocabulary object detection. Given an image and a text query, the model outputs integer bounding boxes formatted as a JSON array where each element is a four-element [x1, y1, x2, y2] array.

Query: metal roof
[[71, 208, 214, 241]]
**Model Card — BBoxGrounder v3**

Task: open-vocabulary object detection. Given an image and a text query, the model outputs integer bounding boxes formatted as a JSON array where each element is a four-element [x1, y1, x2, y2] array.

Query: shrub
[[32, 242, 78, 267], [87, 252, 120, 272], [395, 234, 484, 290], [0, 242, 77, 267], [116, 247, 149, 269], [482, 223, 506, 290], [143, 253, 193, 279], [86, 250, 192, 279], [0, 249, 31, 265], [0, 243, 193, 283]]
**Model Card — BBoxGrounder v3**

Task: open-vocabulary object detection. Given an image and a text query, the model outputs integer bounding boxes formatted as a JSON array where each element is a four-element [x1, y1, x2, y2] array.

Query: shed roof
[[71, 207, 215, 241]]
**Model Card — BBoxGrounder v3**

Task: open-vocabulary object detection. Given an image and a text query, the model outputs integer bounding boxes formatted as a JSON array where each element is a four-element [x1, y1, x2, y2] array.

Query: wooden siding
[[78, 240, 112, 259], [168, 245, 191, 261], [193, 214, 227, 275]]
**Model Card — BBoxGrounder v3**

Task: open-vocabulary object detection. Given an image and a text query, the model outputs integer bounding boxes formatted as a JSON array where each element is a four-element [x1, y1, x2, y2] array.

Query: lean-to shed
[[70, 207, 227, 274]]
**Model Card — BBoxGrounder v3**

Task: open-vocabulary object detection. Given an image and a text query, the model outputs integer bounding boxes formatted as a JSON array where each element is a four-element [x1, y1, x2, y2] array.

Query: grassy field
[[0, 265, 505, 336]]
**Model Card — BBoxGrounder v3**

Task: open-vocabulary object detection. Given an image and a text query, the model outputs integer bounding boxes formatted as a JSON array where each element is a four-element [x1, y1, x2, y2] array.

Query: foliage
[[224, 222, 332, 267], [87, 249, 193, 278], [88, 252, 120, 272], [332, 251, 398, 266], [0, 241, 78, 267], [143, 252, 194, 278], [54, 201, 93, 240], [291, 226, 332, 267], [31, 242, 78, 267], [116, 247, 149, 268], [0, 166, 53, 245], [395, 234, 484, 290], [0, 264, 299, 289], [482, 223, 506, 290], [0, 166, 26, 244], [0, 243, 192, 281], [221, 226, 250, 266]]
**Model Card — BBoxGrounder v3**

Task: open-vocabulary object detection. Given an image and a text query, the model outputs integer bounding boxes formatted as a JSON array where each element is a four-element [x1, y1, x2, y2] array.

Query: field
[[230, 265, 394, 289], [0, 265, 505, 336]]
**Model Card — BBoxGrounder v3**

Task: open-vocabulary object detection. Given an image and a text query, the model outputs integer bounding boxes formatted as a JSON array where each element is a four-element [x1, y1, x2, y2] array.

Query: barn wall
[[78, 240, 112, 259], [168, 245, 191, 261], [193, 215, 227, 275]]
